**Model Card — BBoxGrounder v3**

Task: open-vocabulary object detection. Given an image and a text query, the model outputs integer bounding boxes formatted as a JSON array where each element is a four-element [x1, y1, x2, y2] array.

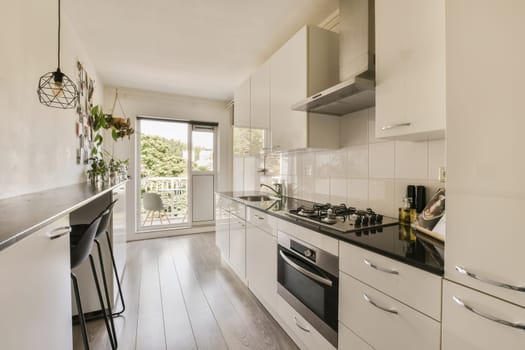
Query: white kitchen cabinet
[[229, 209, 246, 282], [234, 77, 251, 128], [246, 209, 277, 311], [276, 295, 336, 350], [339, 241, 442, 320], [0, 215, 72, 350], [215, 195, 231, 260], [250, 60, 270, 130], [227, 200, 246, 281], [339, 272, 441, 350], [270, 25, 340, 151], [442, 280, 525, 350], [375, 0, 445, 140], [445, 0, 525, 308], [338, 322, 374, 350]]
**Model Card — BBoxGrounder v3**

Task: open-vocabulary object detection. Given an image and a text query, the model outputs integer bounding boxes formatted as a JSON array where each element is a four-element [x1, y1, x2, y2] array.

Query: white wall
[[102, 87, 233, 233], [262, 108, 446, 218], [0, 0, 103, 199]]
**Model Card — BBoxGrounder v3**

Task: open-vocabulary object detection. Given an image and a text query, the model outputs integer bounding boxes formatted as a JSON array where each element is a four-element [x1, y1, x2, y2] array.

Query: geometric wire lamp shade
[[37, 68, 78, 109], [36, 0, 78, 109]]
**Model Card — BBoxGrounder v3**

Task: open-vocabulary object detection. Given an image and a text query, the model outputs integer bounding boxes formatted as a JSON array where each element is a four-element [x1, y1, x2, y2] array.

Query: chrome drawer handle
[[455, 266, 525, 292], [47, 226, 71, 240], [254, 214, 265, 220], [380, 122, 411, 131], [294, 316, 311, 333], [364, 259, 399, 275], [452, 296, 525, 331], [363, 293, 398, 315]]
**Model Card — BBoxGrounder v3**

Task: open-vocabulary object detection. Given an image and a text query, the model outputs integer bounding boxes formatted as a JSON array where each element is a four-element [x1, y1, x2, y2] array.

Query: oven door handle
[[279, 250, 333, 287]]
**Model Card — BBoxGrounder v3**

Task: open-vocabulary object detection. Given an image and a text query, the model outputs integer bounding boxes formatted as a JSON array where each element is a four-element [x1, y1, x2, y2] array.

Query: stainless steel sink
[[238, 195, 274, 202]]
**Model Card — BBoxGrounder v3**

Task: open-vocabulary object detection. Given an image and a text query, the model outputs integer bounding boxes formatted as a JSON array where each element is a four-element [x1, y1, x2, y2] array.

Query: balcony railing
[[141, 176, 188, 222]]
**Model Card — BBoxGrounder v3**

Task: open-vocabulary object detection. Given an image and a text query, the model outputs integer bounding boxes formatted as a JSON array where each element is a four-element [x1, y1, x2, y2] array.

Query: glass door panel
[[137, 119, 189, 230]]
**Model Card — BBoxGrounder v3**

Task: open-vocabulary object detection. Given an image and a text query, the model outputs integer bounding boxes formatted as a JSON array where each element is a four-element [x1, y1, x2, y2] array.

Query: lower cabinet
[[276, 295, 336, 350], [339, 272, 441, 350], [339, 322, 374, 350], [0, 215, 72, 350], [229, 214, 246, 281], [246, 223, 277, 311], [215, 197, 230, 260], [442, 280, 525, 350]]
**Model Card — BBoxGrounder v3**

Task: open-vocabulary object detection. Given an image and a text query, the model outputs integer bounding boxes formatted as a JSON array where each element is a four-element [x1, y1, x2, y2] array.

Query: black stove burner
[[287, 203, 397, 233]]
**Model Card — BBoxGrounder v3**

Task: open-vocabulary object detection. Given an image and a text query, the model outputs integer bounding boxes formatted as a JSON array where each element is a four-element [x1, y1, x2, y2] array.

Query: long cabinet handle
[[380, 122, 411, 131], [452, 296, 525, 331], [47, 226, 71, 240], [363, 293, 398, 315], [364, 259, 399, 275], [455, 265, 525, 292], [294, 316, 311, 333], [279, 250, 333, 287], [254, 214, 265, 220]]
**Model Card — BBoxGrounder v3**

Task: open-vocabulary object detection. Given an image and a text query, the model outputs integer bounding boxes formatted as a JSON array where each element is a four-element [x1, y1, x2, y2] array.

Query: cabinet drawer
[[230, 200, 245, 220], [339, 241, 442, 320], [442, 280, 525, 350], [338, 322, 374, 350], [246, 207, 277, 236], [278, 219, 338, 256], [339, 273, 440, 350], [276, 296, 336, 350]]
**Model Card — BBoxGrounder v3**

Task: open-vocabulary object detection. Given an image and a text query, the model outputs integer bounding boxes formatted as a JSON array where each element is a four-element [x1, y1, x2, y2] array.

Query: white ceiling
[[65, 0, 338, 101]]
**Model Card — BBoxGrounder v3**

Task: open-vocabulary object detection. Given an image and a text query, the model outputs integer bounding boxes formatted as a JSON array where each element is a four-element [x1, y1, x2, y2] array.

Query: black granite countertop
[[217, 191, 444, 275], [0, 181, 128, 251]]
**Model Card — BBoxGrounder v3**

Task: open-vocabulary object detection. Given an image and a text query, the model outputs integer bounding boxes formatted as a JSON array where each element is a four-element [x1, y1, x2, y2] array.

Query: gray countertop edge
[[0, 180, 128, 252]]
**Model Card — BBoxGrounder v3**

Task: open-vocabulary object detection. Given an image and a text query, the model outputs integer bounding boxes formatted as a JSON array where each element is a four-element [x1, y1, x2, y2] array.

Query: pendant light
[[37, 0, 78, 109]]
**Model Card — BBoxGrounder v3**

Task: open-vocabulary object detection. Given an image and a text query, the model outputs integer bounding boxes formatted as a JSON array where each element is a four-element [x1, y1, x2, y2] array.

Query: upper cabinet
[[270, 25, 340, 151], [250, 61, 270, 130], [375, 0, 445, 140], [233, 77, 251, 128]]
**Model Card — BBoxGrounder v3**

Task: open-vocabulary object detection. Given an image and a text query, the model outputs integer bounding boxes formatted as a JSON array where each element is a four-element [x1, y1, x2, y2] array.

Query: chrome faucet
[[260, 183, 283, 198]]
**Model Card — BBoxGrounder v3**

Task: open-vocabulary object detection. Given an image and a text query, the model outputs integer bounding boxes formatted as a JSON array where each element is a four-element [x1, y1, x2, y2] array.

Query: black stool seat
[[70, 214, 117, 349]]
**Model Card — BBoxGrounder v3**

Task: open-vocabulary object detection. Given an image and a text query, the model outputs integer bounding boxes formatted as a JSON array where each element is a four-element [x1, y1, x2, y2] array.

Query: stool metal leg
[[95, 239, 118, 348], [89, 254, 117, 349], [71, 273, 90, 350], [105, 230, 126, 316]]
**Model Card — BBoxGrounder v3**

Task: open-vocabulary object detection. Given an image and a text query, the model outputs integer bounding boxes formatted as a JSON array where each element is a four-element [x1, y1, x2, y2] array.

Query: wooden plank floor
[[73, 233, 298, 350]]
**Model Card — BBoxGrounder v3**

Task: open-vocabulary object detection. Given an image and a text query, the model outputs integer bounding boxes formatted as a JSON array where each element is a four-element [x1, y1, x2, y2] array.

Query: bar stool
[[70, 216, 116, 350], [70, 200, 122, 348]]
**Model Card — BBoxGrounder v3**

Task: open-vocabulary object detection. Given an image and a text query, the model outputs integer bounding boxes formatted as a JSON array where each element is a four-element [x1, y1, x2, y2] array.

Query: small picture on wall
[[84, 125, 91, 141], [76, 121, 83, 136]]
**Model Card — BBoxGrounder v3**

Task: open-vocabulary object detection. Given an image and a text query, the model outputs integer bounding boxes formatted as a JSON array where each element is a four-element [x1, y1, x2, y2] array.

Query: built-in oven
[[277, 231, 339, 347]]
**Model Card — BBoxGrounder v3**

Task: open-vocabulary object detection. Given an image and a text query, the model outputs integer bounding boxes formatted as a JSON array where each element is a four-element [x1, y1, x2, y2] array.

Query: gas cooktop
[[285, 203, 398, 233]]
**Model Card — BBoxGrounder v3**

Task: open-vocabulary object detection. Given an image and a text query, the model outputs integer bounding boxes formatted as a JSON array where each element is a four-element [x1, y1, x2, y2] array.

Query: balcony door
[[136, 117, 216, 232]]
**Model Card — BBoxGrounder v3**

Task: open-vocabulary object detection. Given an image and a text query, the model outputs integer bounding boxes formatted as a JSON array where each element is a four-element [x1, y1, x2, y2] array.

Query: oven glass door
[[277, 245, 338, 331]]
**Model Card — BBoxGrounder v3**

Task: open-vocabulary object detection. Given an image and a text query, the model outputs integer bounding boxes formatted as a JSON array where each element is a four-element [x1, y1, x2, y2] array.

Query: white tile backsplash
[[428, 139, 446, 181], [394, 141, 428, 180], [369, 142, 395, 178], [260, 107, 446, 217], [369, 179, 396, 217]]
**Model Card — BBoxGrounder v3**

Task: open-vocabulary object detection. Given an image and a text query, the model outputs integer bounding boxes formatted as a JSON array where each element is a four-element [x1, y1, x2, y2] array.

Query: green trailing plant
[[90, 104, 135, 156]]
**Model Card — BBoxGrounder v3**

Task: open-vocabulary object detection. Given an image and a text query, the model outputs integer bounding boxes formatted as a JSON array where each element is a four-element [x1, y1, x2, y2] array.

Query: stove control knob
[[362, 216, 369, 226], [355, 216, 362, 226], [304, 249, 313, 258], [369, 214, 377, 225]]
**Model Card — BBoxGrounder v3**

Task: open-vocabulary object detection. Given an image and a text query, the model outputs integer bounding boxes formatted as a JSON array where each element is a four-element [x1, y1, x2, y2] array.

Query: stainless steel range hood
[[293, 0, 375, 116]]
